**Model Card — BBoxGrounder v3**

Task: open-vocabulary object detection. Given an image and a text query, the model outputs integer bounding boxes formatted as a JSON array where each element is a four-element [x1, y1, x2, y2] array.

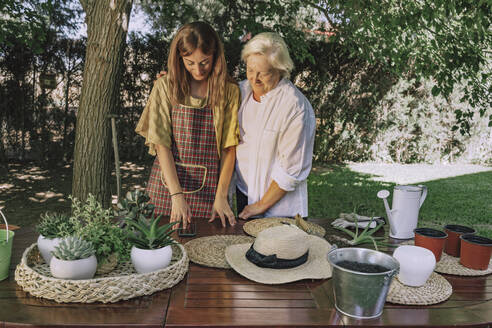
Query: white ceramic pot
[[393, 245, 435, 287], [50, 255, 97, 280], [37, 235, 62, 264], [131, 245, 172, 274]]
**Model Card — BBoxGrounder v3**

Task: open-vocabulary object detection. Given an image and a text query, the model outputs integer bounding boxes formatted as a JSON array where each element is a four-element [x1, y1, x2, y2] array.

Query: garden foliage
[[1, 0, 490, 167]]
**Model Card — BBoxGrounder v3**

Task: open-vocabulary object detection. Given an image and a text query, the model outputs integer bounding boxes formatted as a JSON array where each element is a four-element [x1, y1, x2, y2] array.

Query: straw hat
[[225, 225, 332, 284]]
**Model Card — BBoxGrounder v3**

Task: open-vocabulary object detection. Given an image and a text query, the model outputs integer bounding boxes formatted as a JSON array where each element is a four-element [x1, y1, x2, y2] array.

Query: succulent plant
[[125, 213, 178, 250], [36, 212, 76, 239], [51, 236, 96, 261], [116, 190, 155, 222]]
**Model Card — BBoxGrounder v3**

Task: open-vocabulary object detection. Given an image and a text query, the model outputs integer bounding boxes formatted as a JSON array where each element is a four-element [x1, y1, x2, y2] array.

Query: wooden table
[[1, 219, 491, 327]]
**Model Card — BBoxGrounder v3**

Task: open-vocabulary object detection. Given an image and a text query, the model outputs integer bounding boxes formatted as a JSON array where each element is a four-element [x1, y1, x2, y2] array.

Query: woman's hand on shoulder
[[170, 194, 192, 228], [209, 196, 236, 227], [154, 71, 167, 84]]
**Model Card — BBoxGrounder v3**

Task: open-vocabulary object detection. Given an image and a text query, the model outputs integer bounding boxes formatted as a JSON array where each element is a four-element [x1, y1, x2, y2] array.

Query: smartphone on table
[[177, 221, 196, 237]]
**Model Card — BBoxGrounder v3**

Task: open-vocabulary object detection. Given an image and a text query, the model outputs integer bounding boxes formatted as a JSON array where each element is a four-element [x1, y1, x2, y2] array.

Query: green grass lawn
[[2, 162, 491, 240], [308, 165, 492, 239]]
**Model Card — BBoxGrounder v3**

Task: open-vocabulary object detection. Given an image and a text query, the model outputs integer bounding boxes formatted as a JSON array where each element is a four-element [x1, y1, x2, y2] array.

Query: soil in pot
[[336, 260, 390, 273], [414, 227, 447, 261], [444, 224, 476, 257], [460, 235, 492, 270]]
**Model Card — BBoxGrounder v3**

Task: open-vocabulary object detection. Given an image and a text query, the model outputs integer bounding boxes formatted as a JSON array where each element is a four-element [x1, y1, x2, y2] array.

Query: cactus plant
[[51, 236, 95, 261]]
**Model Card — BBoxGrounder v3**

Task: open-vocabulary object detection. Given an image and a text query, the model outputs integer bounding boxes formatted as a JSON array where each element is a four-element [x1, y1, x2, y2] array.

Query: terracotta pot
[[414, 228, 447, 262], [460, 235, 492, 270], [444, 224, 475, 257]]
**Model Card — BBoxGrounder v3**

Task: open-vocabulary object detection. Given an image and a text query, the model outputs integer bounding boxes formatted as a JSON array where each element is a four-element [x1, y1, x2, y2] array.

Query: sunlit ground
[[347, 162, 492, 184], [0, 160, 152, 227]]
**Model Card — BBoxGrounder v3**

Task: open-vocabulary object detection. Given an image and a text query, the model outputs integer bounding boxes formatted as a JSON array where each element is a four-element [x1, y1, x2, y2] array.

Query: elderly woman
[[234, 32, 316, 220]]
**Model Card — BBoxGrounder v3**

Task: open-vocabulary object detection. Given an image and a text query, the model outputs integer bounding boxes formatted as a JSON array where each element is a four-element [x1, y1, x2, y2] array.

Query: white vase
[[37, 235, 62, 264], [50, 255, 98, 280], [393, 245, 436, 287], [131, 245, 172, 274]]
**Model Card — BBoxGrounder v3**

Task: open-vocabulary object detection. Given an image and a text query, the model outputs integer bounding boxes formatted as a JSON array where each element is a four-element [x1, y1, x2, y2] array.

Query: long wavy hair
[[167, 21, 234, 109]]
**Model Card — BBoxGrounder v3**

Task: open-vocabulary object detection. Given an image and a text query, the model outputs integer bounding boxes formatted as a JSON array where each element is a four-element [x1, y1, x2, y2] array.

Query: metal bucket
[[327, 247, 399, 319]]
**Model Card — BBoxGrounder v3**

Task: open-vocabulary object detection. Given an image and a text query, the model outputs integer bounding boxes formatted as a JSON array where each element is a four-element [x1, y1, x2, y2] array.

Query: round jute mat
[[387, 272, 452, 305], [243, 218, 326, 238], [15, 243, 188, 303], [435, 252, 492, 276], [400, 241, 492, 276], [185, 235, 254, 269]]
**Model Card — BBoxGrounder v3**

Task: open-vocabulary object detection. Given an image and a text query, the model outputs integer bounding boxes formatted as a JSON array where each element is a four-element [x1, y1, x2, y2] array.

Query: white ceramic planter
[[131, 245, 172, 274], [393, 245, 435, 287], [37, 235, 62, 264], [50, 255, 97, 280]]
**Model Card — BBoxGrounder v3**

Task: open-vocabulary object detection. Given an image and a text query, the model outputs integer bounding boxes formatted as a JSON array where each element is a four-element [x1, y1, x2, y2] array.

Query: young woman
[[136, 22, 240, 228]]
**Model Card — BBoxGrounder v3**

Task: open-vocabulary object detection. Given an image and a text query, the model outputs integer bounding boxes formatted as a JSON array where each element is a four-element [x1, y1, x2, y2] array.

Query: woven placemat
[[435, 252, 492, 276], [15, 243, 188, 303], [387, 272, 452, 305], [185, 235, 254, 269], [400, 241, 492, 276], [243, 218, 325, 238]]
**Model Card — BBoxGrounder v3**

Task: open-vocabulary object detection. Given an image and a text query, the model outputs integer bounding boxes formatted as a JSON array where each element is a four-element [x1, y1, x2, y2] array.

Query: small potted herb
[[125, 213, 178, 274], [36, 212, 75, 264], [70, 194, 132, 274], [50, 236, 97, 280]]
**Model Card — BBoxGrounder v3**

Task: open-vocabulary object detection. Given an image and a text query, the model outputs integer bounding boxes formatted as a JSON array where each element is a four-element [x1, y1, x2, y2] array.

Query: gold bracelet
[[170, 191, 183, 197]]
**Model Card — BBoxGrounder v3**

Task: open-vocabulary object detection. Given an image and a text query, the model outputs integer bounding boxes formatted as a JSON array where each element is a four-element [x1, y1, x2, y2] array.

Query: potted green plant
[[50, 236, 97, 280], [125, 213, 179, 274], [36, 212, 75, 264], [116, 190, 155, 222], [70, 194, 131, 274]]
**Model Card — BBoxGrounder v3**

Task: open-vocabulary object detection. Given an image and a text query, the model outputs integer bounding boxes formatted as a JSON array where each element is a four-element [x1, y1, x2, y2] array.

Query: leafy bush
[[369, 79, 492, 164], [36, 212, 75, 239], [69, 194, 131, 262]]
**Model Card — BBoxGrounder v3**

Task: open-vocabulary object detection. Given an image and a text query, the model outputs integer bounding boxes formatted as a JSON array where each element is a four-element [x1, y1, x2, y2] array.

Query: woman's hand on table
[[209, 196, 236, 227], [170, 194, 191, 228], [238, 202, 266, 220]]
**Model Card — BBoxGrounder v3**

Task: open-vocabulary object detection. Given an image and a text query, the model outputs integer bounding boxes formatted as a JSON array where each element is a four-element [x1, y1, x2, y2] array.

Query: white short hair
[[241, 32, 294, 79]]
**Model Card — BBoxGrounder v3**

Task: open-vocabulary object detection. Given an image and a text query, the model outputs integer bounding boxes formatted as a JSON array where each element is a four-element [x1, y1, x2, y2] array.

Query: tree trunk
[[73, 0, 132, 206]]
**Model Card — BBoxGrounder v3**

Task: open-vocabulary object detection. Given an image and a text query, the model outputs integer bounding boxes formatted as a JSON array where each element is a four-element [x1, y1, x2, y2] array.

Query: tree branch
[[305, 1, 337, 30]]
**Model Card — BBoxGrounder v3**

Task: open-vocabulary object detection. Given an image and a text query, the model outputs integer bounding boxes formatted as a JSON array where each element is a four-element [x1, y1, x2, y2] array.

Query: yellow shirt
[[135, 76, 240, 157]]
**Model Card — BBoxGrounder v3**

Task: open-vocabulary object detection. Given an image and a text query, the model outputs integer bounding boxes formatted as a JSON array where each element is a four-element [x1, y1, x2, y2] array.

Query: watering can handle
[[0, 209, 8, 243], [418, 185, 428, 208]]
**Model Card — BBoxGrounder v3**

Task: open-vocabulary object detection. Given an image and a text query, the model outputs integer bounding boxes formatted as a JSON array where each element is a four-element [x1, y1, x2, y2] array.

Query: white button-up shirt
[[235, 78, 316, 217]]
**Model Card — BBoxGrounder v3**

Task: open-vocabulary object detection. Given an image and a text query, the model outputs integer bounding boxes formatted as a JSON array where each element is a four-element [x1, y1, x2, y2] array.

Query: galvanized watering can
[[377, 185, 428, 239]]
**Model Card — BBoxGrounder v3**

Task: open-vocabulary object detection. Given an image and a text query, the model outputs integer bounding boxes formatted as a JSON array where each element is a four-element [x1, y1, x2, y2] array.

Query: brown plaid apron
[[146, 103, 219, 219]]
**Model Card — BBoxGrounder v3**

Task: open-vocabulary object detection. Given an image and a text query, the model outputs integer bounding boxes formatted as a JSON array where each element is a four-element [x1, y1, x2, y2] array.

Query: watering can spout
[[377, 189, 398, 235]]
